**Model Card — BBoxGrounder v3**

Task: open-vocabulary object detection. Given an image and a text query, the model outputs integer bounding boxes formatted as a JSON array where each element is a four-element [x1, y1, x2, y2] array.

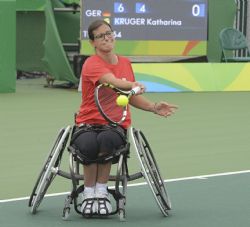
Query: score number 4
[[136, 3, 147, 14]]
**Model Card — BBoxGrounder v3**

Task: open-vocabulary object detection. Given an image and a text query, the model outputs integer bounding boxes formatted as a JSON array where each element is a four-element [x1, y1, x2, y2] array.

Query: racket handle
[[131, 86, 141, 95]]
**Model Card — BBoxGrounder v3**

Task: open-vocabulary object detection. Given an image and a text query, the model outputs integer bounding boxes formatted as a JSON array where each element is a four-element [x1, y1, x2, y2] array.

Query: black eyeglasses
[[94, 31, 114, 40]]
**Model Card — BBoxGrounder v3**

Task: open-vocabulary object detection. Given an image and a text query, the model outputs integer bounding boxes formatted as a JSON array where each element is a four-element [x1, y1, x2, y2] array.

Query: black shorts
[[70, 124, 127, 164]]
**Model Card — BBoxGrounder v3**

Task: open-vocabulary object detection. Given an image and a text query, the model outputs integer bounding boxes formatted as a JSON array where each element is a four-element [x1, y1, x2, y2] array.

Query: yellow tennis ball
[[116, 95, 128, 106]]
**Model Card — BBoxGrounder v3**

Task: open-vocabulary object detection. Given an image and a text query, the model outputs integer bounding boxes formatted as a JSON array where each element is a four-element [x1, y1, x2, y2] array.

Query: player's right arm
[[99, 73, 145, 93]]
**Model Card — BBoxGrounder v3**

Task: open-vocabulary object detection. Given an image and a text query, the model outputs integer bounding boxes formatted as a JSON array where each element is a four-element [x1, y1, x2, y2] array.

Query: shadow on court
[[1, 173, 250, 227]]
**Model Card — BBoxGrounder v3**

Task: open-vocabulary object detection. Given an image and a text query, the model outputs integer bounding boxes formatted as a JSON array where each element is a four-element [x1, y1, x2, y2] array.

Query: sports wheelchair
[[28, 125, 171, 221]]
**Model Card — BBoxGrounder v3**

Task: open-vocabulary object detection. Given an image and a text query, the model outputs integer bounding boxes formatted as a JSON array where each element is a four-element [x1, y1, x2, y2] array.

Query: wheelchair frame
[[28, 125, 171, 221]]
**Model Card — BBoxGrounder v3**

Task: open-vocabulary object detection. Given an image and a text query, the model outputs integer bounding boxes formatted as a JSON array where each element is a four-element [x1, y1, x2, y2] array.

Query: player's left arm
[[129, 95, 178, 117]]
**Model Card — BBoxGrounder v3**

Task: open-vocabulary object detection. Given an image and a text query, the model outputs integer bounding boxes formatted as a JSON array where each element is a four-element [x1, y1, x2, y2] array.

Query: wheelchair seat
[[28, 125, 171, 221]]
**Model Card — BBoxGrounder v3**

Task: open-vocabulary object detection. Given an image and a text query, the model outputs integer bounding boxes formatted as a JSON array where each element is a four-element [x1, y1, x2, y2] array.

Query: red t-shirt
[[75, 55, 135, 129]]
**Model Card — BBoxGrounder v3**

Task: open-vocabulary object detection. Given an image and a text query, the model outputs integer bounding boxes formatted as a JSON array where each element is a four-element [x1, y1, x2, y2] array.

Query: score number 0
[[192, 4, 205, 17]]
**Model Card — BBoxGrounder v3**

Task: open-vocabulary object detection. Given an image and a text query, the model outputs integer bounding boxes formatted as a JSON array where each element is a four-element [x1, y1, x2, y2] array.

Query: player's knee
[[73, 135, 99, 161], [97, 131, 124, 155], [82, 145, 99, 160], [97, 135, 115, 155]]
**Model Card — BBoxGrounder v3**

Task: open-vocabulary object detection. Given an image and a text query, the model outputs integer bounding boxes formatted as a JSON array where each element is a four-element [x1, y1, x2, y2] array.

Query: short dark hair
[[88, 20, 112, 40]]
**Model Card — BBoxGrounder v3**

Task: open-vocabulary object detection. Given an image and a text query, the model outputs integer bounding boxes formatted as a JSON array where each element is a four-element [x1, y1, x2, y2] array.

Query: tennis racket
[[94, 83, 141, 126]]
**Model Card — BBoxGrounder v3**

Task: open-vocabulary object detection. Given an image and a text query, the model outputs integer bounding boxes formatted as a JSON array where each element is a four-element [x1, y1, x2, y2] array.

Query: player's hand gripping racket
[[94, 83, 141, 126]]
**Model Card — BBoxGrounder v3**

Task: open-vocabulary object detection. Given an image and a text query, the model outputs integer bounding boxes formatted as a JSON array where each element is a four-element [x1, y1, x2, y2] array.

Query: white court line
[[1, 169, 250, 203]]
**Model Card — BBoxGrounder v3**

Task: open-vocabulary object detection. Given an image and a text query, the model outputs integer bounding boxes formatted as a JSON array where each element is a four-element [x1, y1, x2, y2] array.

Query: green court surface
[[1, 172, 250, 227], [0, 78, 250, 226]]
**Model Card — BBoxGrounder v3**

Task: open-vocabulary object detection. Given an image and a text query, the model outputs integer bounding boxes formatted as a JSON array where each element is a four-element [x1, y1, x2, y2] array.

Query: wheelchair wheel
[[115, 153, 128, 221], [28, 126, 72, 214], [130, 127, 171, 216]]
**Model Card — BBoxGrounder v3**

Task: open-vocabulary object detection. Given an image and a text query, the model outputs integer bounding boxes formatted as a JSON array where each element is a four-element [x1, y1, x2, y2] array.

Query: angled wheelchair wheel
[[28, 126, 72, 214], [115, 153, 128, 221], [130, 127, 171, 216]]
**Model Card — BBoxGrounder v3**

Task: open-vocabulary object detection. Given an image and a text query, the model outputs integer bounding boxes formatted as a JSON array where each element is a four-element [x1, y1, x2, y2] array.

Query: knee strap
[[69, 124, 129, 165]]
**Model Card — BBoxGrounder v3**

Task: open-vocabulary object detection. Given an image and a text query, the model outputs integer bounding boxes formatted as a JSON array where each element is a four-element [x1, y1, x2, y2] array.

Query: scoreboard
[[80, 0, 208, 59]]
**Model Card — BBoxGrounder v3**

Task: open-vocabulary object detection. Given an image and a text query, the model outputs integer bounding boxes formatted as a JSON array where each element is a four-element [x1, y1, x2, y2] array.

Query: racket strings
[[97, 87, 125, 123]]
